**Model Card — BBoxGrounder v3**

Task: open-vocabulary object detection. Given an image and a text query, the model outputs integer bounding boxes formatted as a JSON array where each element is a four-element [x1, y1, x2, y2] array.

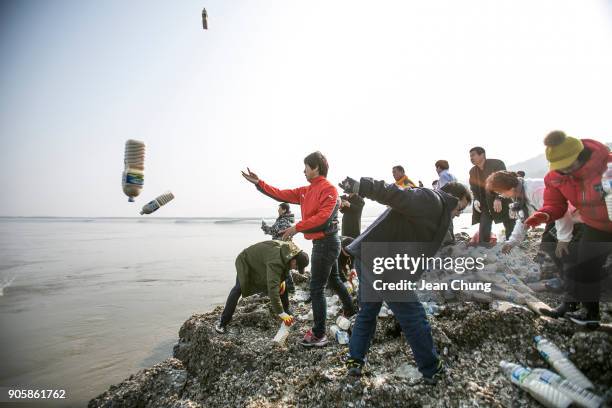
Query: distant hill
[[508, 142, 611, 178]]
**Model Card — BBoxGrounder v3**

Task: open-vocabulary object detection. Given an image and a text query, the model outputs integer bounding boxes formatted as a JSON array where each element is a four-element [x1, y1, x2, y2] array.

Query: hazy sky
[[1, 0, 611, 217]]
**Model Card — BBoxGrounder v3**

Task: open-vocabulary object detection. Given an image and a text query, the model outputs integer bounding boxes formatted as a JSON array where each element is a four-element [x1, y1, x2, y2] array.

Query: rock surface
[[90, 233, 612, 407]]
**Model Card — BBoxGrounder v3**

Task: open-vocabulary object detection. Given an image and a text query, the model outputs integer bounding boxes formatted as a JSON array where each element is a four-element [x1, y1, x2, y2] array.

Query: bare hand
[[341, 200, 350, 208], [555, 241, 570, 258], [493, 199, 502, 213], [501, 243, 514, 254], [241, 167, 260, 184], [473, 200, 482, 213], [280, 226, 297, 241]]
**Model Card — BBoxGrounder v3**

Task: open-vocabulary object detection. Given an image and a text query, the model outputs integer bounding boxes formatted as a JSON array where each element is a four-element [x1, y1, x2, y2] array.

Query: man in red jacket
[[526, 131, 611, 325], [242, 151, 356, 347]]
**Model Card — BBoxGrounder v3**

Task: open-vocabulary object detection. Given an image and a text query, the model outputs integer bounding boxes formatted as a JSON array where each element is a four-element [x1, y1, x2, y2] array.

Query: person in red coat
[[242, 151, 356, 347], [526, 131, 611, 324]]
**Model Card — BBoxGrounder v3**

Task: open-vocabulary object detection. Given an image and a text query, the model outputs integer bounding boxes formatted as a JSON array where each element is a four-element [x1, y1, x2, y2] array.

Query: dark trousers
[[310, 234, 354, 337], [285, 271, 295, 291], [220, 277, 290, 326], [564, 224, 612, 304], [349, 259, 439, 377], [478, 211, 515, 243], [539, 222, 583, 272]]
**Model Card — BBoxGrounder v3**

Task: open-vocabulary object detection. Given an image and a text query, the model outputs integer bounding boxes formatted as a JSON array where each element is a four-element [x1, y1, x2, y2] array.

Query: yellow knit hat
[[544, 131, 584, 170]]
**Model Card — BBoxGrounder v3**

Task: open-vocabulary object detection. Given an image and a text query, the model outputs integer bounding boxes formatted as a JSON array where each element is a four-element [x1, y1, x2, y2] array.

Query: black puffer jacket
[[262, 213, 295, 240], [347, 178, 457, 263]]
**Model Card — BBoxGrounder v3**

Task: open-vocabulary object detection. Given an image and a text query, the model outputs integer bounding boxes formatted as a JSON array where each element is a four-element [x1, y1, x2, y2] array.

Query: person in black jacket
[[339, 193, 365, 238], [468, 147, 515, 244], [337, 178, 471, 384]]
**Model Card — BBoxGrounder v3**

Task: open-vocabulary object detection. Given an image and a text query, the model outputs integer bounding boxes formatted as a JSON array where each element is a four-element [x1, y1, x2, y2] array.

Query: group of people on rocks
[[214, 131, 611, 385]]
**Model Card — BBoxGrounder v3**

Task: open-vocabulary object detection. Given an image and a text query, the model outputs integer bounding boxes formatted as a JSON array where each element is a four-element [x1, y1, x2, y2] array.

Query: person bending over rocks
[[215, 240, 309, 334]]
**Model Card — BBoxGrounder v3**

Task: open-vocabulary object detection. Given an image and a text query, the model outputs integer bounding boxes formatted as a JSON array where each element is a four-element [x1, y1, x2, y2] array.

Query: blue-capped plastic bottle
[[500, 361, 602, 408], [500, 361, 573, 408], [534, 336, 594, 390], [140, 192, 175, 215], [122, 139, 146, 202]]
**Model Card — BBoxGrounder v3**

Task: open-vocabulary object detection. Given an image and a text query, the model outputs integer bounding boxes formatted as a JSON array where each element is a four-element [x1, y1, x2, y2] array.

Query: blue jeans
[[310, 234, 350, 338], [349, 259, 439, 377]]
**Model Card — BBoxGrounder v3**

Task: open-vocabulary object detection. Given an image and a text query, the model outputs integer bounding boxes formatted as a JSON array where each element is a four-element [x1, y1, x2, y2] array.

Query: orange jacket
[[394, 175, 416, 189], [256, 176, 340, 240]]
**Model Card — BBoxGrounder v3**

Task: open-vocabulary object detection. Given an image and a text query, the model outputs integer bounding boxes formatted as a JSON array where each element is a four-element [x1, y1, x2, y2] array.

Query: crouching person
[[338, 178, 471, 384], [215, 240, 310, 334]]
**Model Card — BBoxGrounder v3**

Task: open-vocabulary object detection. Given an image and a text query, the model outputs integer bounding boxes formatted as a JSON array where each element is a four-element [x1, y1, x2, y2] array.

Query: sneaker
[[214, 321, 227, 334], [540, 301, 577, 318], [346, 357, 364, 377], [422, 360, 446, 385], [300, 329, 328, 347], [566, 306, 600, 328]]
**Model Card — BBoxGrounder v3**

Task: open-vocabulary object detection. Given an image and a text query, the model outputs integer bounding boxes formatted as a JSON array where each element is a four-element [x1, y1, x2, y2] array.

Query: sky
[[1, 0, 611, 217]]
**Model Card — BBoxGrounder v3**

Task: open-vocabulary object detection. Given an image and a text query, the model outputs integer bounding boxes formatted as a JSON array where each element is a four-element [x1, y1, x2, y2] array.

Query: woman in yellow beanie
[[525, 131, 611, 325]]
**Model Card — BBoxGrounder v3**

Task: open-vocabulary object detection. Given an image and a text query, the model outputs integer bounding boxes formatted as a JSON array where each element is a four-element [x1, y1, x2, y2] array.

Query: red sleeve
[[295, 184, 338, 232], [539, 177, 569, 222], [256, 180, 303, 205]]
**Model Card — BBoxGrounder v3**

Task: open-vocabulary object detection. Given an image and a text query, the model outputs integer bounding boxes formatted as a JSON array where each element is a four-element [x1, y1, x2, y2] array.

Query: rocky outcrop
[[90, 237, 612, 407]]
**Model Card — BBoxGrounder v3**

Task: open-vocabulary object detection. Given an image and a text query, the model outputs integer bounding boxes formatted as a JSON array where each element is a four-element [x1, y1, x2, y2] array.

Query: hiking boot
[[566, 303, 600, 327], [214, 321, 227, 334], [300, 329, 328, 347], [540, 301, 577, 318], [422, 360, 446, 385], [346, 357, 364, 377]]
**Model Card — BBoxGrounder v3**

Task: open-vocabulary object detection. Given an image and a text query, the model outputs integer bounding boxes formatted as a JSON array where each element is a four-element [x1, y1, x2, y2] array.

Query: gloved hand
[[338, 177, 360, 194], [525, 212, 549, 228], [278, 312, 294, 326], [279, 281, 286, 295], [473, 200, 481, 213]]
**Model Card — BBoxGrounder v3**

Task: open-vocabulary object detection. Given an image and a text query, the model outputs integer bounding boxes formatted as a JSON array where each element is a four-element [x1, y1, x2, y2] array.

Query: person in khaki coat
[[215, 240, 309, 334]]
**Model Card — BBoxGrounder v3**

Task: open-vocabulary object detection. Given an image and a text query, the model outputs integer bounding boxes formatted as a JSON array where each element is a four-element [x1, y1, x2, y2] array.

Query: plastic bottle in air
[[534, 336, 594, 390], [603, 163, 612, 221], [124, 139, 145, 169], [329, 325, 349, 345], [140, 192, 175, 215], [499, 361, 573, 408], [122, 140, 146, 202]]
